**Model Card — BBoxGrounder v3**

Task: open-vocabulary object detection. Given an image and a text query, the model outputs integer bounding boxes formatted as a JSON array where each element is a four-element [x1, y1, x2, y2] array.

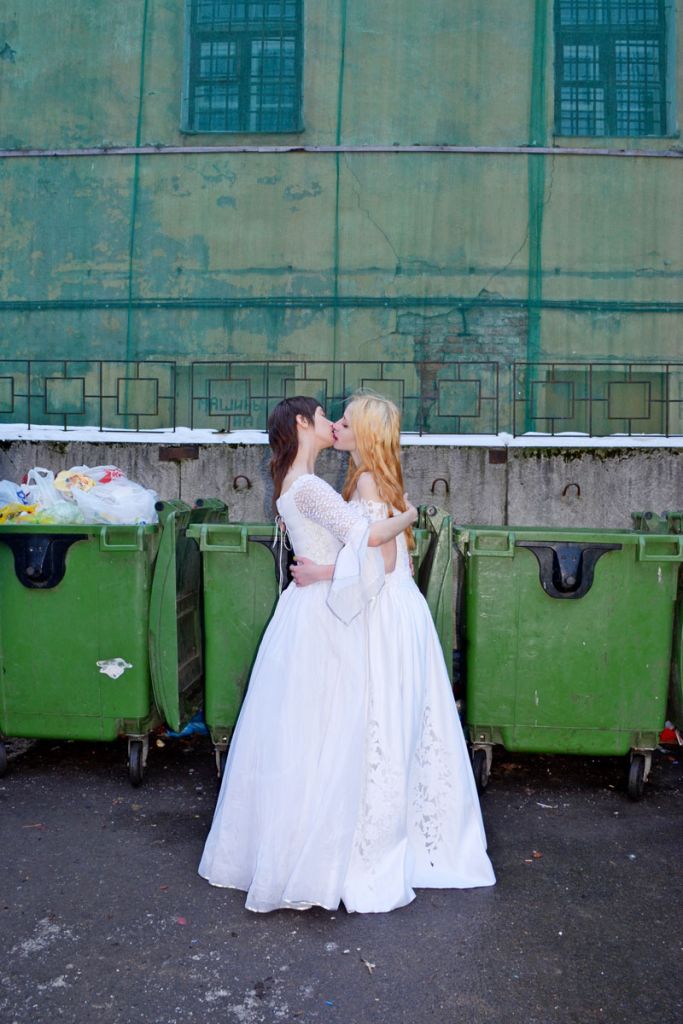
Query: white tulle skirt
[[340, 572, 495, 913], [198, 579, 367, 912], [199, 572, 495, 914]]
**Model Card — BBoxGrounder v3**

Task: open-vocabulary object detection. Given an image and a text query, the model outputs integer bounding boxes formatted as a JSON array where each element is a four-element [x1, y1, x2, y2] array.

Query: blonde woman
[[291, 393, 495, 911]]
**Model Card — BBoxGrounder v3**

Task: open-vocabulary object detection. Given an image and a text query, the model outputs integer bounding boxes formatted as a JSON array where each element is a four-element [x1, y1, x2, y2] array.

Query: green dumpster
[[631, 510, 683, 737], [188, 504, 454, 777], [454, 526, 683, 800], [631, 510, 683, 535], [0, 501, 203, 785]]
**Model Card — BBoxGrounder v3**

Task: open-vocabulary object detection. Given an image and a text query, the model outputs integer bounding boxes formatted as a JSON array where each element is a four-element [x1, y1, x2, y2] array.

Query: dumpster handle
[[99, 526, 145, 551], [198, 524, 249, 553], [470, 530, 516, 557], [636, 535, 683, 562]]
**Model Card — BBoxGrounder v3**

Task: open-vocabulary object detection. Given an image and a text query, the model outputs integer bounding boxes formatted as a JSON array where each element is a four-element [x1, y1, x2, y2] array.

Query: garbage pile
[[0, 466, 159, 525]]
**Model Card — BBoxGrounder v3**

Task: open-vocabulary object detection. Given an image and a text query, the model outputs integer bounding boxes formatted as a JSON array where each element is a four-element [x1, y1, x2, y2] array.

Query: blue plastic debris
[[163, 710, 209, 738]]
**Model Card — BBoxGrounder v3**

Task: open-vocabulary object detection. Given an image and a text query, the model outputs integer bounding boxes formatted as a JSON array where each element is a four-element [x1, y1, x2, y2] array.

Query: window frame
[[553, 0, 672, 138], [181, 0, 304, 135]]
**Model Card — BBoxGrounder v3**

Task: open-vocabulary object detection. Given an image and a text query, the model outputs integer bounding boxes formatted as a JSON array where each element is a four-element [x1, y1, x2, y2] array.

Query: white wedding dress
[[198, 474, 383, 912], [199, 476, 494, 913], [340, 499, 495, 912]]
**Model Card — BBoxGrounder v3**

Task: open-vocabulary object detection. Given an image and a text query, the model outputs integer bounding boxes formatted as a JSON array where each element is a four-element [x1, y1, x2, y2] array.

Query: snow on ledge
[[1, 424, 683, 449]]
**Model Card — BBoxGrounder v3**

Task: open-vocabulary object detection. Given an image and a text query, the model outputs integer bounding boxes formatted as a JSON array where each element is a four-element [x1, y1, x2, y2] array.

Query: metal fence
[[1, 358, 683, 437], [0, 360, 176, 431], [190, 359, 500, 433]]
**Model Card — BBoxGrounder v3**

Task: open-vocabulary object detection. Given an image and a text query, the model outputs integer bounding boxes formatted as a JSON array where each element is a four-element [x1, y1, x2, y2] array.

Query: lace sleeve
[[291, 476, 365, 543], [353, 498, 389, 523], [290, 476, 384, 624]]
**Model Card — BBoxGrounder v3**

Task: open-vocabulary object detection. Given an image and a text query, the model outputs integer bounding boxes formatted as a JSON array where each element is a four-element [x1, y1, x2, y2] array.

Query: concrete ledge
[[2, 434, 682, 528]]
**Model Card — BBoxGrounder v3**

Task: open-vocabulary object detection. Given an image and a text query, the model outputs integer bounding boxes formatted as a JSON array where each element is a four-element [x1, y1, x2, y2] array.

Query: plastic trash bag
[[23, 468, 84, 524], [70, 473, 159, 525], [0, 480, 27, 506], [0, 502, 38, 524], [14, 465, 158, 526]]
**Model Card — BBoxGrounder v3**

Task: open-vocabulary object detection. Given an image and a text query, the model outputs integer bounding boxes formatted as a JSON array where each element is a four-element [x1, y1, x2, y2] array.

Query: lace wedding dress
[[199, 477, 494, 913], [340, 499, 495, 912], [198, 474, 383, 912]]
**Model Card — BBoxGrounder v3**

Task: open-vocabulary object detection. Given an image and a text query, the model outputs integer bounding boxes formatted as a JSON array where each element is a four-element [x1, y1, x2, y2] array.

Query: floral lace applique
[[351, 699, 458, 872], [410, 703, 456, 861], [349, 497, 389, 524]]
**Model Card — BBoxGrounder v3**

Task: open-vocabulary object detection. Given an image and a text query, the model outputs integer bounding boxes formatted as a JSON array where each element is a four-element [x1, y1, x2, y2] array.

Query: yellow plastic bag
[[0, 502, 38, 524]]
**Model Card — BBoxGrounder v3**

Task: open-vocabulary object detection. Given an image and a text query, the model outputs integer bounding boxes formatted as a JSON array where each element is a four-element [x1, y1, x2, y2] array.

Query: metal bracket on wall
[[488, 449, 508, 465], [159, 446, 199, 462]]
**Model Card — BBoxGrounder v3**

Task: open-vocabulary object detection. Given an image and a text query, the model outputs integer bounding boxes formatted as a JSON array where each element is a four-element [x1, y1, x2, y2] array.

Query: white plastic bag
[[71, 476, 159, 525], [23, 468, 83, 523], [0, 480, 24, 506]]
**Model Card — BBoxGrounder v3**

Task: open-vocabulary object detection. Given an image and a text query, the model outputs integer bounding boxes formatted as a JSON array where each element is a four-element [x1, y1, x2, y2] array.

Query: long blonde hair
[[342, 392, 415, 549]]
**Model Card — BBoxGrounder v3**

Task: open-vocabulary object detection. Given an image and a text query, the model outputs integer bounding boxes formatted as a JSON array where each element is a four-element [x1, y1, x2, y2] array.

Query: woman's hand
[[290, 556, 334, 587], [404, 494, 418, 525]]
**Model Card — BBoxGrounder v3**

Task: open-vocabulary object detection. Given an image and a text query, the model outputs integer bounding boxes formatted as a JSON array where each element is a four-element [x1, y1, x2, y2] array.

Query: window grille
[[554, 0, 669, 136], [184, 0, 302, 133]]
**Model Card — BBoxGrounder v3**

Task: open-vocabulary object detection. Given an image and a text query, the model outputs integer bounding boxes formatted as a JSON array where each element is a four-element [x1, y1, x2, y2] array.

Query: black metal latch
[[516, 541, 622, 600], [249, 534, 294, 589], [0, 533, 88, 589]]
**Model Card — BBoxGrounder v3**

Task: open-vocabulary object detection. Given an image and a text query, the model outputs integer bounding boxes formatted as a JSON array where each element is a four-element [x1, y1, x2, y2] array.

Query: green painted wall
[[0, 1, 681, 430]]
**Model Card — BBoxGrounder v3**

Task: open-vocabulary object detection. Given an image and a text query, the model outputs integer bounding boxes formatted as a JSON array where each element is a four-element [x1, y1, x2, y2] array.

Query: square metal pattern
[[531, 379, 576, 421], [45, 377, 86, 416], [208, 377, 251, 417], [116, 377, 159, 417], [437, 379, 482, 419], [0, 376, 14, 414], [284, 377, 328, 407], [358, 379, 405, 410], [607, 380, 651, 420]]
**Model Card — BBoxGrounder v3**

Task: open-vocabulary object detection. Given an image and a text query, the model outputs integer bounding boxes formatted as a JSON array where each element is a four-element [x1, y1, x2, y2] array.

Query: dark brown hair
[[268, 396, 321, 506]]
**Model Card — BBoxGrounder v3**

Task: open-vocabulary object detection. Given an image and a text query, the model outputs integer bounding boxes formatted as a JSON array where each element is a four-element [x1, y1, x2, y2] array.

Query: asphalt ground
[[1, 736, 681, 1024]]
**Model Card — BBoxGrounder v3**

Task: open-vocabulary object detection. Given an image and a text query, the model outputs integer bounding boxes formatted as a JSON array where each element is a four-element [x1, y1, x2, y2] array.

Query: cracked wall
[[0, 0, 681, 427]]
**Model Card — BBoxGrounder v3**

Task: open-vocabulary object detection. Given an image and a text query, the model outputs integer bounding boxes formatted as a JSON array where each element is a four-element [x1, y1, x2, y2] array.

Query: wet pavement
[[1, 736, 681, 1024]]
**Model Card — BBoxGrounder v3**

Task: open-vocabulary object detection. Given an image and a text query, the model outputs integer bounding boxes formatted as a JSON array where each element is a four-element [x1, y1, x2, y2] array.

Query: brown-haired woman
[[198, 396, 417, 913], [291, 393, 495, 911]]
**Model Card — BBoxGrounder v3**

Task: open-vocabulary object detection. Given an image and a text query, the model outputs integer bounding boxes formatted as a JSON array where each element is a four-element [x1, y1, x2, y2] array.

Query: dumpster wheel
[[128, 740, 145, 787], [214, 745, 229, 791], [472, 748, 490, 794], [627, 753, 646, 801], [0, 741, 6, 778]]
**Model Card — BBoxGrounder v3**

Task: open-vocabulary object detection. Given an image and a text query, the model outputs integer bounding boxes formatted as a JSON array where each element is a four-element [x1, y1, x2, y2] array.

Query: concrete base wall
[[2, 440, 682, 527]]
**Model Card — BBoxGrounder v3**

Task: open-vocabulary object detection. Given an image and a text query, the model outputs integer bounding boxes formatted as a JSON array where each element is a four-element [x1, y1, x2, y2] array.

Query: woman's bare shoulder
[[355, 472, 382, 501]]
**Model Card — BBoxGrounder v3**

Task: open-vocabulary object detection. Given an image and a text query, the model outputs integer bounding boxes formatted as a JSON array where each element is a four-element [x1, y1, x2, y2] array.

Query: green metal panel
[[187, 522, 280, 745], [148, 502, 203, 733], [0, 505, 202, 745], [456, 525, 681, 755], [415, 506, 453, 674], [0, 524, 160, 741]]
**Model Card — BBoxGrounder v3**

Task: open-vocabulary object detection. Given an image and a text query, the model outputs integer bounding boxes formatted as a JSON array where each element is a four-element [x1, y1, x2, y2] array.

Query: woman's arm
[[291, 476, 416, 546], [290, 556, 334, 586], [366, 504, 416, 546]]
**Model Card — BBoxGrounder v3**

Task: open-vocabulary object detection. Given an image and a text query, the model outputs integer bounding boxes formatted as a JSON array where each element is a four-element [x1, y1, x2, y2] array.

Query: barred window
[[554, 0, 670, 136], [183, 1, 302, 133]]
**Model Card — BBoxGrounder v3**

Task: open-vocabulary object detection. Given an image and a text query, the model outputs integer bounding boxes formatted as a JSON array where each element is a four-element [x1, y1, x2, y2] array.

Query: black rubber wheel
[[472, 748, 489, 794], [128, 741, 144, 788], [627, 754, 645, 801], [0, 741, 7, 778]]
